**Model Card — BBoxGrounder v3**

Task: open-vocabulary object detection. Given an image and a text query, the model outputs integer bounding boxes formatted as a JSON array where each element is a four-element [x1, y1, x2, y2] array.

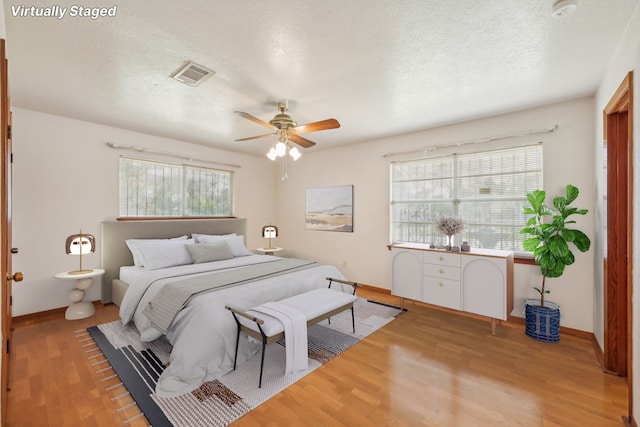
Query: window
[[119, 157, 233, 217], [391, 144, 542, 252]]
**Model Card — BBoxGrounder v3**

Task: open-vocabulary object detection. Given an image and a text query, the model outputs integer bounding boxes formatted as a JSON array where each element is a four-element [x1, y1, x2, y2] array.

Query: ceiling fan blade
[[235, 133, 276, 142], [288, 133, 316, 148], [290, 118, 340, 134], [234, 111, 275, 130]]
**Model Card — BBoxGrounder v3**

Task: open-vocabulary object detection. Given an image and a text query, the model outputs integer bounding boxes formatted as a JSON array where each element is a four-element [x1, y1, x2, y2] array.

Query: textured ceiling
[[4, 0, 639, 157]]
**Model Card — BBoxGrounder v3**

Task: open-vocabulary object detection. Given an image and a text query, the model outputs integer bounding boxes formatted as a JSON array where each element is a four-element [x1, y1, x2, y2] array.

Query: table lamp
[[262, 225, 278, 250], [65, 230, 96, 275]]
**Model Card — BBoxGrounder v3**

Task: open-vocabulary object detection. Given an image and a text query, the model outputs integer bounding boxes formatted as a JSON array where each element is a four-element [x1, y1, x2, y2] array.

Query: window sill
[[515, 255, 537, 265]]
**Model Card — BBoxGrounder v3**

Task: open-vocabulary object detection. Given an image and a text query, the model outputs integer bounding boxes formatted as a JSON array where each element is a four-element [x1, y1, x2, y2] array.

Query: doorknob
[[7, 272, 23, 282]]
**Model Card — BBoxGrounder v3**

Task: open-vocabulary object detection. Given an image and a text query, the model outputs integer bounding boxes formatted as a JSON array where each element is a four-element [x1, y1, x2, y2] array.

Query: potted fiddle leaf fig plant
[[519, 184, 591, 342]]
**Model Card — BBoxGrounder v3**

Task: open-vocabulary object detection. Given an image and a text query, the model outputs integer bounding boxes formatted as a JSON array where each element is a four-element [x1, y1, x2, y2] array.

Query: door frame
[[603, 71, 634, 422], [0, 38, 11, 425]]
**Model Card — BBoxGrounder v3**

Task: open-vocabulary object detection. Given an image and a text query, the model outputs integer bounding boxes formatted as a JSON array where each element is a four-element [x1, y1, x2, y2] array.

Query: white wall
[[10, 108, 277, 316], [595, 2, 640, 419], [277, 97, 596, 332]]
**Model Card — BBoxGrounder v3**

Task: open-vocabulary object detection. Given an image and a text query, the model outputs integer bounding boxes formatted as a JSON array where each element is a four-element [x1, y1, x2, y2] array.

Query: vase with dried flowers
[[435, 214, 465, 250]]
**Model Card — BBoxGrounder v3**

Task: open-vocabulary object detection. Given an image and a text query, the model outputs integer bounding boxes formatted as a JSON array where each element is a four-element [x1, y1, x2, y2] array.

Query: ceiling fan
[[234, 101, 340, 149]]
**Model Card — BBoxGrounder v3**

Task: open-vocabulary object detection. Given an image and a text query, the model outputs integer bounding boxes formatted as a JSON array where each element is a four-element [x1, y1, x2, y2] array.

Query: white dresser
[[390, 243, 514, 334]]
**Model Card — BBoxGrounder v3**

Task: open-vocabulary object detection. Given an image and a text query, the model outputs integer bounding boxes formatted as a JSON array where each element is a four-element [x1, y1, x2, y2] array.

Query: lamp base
[[256, 247, 283, 255], [65, 301, 95, 320], [67, 269, 94, 275]]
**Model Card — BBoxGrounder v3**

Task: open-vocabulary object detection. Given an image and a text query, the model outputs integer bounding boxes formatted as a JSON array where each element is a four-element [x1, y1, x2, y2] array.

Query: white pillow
[[125, 235, 188, 267], [192, 233, 237, 243], [197, 234, 252, 257], [135, 238, 195, 270], [186, 241, 234, 264]]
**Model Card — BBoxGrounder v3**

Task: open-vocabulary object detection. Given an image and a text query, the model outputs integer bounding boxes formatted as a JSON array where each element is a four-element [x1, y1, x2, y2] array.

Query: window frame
[[390, 143, 543, 255]]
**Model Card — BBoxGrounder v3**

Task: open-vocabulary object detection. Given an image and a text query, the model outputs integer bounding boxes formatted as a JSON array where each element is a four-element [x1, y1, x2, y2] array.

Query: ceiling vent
[[170, 61, 215, 86]]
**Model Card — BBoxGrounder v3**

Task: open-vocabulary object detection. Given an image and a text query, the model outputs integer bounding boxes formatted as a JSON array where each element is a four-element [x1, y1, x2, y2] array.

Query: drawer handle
[[438, 282, 444, 287], [439, 269, 444, 274], [439, 256, 444, 261]]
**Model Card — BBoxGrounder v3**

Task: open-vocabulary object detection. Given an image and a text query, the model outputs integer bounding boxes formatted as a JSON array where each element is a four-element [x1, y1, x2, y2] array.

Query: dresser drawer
[[424, 264, 460, 281], [423, 277, 461, 310], [423, 251, 461, 267]]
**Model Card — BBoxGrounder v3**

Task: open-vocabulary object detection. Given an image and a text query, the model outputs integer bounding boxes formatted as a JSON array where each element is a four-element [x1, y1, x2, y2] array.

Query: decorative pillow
[[197, 234, 252, 257], [185, 241, 234, 264], [125, 235, 188, 267], [135, 238, 195, 270], [191, 233, 237, 243]]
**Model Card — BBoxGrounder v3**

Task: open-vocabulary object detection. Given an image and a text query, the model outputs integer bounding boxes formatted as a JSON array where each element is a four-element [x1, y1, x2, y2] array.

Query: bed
[[100, 218, 348, 397]]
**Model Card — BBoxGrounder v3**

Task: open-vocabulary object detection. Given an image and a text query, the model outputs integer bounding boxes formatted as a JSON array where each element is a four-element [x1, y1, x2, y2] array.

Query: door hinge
[[9, 295, 12, 306], [7, 124, 11, 140], [5, 339, 9, 354]]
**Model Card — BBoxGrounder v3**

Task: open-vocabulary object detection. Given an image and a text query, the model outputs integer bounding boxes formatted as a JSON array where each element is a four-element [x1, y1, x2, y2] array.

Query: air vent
[[170, 61, 215, 86]]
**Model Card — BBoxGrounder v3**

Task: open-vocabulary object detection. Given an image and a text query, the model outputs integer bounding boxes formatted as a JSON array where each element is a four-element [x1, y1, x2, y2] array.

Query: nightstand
[[256, 247, 284, 256], [55, 268, 105, 320]]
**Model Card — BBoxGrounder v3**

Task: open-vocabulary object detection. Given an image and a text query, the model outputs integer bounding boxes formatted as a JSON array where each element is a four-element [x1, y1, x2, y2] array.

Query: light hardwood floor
[[7, 289, 628, 426]]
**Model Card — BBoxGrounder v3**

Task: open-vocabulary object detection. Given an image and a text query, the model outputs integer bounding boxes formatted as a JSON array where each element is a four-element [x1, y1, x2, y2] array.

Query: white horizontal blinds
[[391, 144, 542, 251], [184, 166, 233, 216], [391, 157, 455, 244], [456, 145, 542, 251], [119, 157, 233, 217]]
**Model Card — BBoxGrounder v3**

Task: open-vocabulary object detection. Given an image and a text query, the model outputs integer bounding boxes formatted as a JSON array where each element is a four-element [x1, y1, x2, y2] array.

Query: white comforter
[[119, 255, 346, 397]]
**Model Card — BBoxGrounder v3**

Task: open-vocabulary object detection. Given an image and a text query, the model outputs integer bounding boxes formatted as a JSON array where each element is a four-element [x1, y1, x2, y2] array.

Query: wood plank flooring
[[6, 290, 628, 426]]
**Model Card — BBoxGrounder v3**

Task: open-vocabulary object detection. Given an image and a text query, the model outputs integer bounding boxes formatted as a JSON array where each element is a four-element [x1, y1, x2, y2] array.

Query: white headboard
[[100, 218, 247, 303]]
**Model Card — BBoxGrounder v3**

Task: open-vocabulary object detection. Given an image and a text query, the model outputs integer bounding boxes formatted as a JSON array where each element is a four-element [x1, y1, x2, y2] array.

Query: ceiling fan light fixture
[[551, 0, 577, 18], [267, 147, 278, 161], [289, 147, 302, 161], [275, 142, 287, 157]]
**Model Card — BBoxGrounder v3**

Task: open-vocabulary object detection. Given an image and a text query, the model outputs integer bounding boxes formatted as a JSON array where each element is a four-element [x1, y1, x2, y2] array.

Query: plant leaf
[[549, 235, 569, 257], [562, 228, 575, 242], [565, 184, 579, 204], [527, 190, 546, 212], [553, 195, 567, 211], [523, 237, 541, 252], [570, 229, 591, 252]]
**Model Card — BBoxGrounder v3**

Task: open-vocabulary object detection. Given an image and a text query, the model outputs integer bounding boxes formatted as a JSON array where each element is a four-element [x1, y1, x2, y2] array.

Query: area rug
[[83, 298, 402, 426]]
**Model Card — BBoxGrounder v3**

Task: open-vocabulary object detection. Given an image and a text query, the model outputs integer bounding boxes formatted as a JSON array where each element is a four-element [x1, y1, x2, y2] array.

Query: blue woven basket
[[525, 300, 560, 343]]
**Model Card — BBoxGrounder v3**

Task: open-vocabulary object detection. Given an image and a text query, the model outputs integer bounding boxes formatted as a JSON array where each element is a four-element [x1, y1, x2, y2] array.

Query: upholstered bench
[[225, 277, 359, 387]]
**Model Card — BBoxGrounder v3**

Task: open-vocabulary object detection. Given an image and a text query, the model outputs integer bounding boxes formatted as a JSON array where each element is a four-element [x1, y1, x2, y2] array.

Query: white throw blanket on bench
[[251, 301, 308, 374]]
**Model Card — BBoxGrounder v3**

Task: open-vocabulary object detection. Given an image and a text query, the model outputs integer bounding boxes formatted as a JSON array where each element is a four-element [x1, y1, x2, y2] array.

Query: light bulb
[[275, 142, 287, 157], [289, 147, 301, 160], [266, 147, 277, 161]]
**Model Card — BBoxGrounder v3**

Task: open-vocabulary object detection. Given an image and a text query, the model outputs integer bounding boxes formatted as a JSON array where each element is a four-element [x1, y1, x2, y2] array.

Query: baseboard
[[507, 314, 595, 341], [623, 415, 638, 427], [12, 300, 104, 326], [360, 283, 391, 294]]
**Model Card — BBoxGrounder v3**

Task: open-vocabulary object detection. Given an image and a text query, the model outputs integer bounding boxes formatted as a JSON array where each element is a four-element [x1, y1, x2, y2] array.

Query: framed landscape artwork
[[305, 185, 353, 232]]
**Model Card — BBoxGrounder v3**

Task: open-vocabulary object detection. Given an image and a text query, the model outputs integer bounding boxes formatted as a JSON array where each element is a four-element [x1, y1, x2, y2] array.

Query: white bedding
[[118, 254, 346, 397]]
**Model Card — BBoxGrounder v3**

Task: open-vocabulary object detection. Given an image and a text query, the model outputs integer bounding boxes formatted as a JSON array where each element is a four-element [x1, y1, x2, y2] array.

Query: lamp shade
[[65, 231, 95, 275], [289, 146, 301, 161], [275, 142, 287, 157], [262, 225, 278, 239]]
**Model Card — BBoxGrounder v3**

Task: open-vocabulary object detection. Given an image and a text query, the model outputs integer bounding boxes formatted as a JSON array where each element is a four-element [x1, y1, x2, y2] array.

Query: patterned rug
[[82, 298, 402, 426]]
